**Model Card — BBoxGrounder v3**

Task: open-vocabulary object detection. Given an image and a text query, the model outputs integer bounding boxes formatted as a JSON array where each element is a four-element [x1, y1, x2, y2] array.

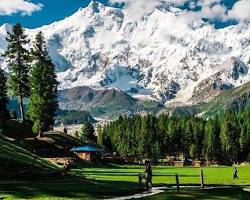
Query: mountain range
[[0, 1, 250, 119]]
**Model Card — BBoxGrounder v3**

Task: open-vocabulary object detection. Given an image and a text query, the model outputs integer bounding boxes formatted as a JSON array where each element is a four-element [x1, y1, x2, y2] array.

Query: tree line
[[98, 109, 250, 164], [0, 23, 58, 136]]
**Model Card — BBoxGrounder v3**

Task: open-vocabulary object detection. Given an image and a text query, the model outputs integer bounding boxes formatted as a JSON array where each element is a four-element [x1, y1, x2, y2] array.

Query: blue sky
[[0, 0, 247, 29], [0, 0, 109, 28]]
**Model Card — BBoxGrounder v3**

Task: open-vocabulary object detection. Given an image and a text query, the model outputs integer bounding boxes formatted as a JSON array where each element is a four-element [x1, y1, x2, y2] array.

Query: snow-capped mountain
[[0, 1, 250, 108]]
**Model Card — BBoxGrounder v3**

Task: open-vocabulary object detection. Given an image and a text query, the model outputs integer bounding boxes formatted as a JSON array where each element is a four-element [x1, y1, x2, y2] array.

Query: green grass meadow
[[77, 164, 250, 186], [1, 165, 249, 199]]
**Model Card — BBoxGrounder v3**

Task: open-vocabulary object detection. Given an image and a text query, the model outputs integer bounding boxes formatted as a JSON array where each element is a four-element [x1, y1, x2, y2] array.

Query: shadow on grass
[[76, 162, 146, 169], [145, 187, 250, 200], [0, 177, 144, 199], [81, 171, 200, 178], [72, 169, 200, 178]]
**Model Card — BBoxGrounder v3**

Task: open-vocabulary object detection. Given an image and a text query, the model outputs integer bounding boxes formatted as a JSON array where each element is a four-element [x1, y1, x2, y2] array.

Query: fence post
[[175, 174, 180, 192], [200, 169, 204, 188]]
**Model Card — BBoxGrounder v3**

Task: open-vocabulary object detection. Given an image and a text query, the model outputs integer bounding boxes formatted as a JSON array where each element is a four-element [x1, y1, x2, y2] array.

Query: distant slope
[[55, 109, 96, 125], [6, 100, 96, 126], [58, 86, 162, 119], [163, 81, 250, 118], [162, 105, 202, 117], [58, 86, 137, 110], [202, 81, 250, 117]]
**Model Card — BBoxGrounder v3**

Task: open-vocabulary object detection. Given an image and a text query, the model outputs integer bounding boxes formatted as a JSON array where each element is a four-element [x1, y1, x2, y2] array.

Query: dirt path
[[104, 185, 250, 200], [104, 187, 166, 200]]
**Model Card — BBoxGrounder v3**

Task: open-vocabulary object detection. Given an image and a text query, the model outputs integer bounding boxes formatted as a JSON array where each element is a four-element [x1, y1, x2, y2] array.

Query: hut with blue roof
[[71, 144, 102, 162]]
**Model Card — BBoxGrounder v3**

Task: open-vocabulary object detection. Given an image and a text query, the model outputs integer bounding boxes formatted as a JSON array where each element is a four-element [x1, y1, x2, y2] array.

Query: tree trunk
[[37, 122, 45, 138], [37, 129, 43, 138], [19, 95, 25, 123]]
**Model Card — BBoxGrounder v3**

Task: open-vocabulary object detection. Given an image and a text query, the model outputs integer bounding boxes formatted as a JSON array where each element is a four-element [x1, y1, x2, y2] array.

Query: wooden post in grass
[[200, 169, 204, 188], [175, 174, 180, 192]]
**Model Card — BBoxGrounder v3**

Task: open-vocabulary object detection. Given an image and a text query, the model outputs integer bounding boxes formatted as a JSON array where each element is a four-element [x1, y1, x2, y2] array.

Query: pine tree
[[28, 31, 58, 135], [3, 23, 30, 122], [191, 118, 205, 160], [0, 68, 9, 121], [239, 122, 249, 161], [0, 67, 9, 135], [220, 112, 240, 163], [183, 119, 194, 159], [81, 122, 96, 143], [97, 125, 103, 145], [203, 118, 217, 162], [213, 115, 222, 161]]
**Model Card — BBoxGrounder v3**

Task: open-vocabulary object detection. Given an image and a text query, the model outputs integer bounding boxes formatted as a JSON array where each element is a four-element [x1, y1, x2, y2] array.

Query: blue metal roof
[[71, 145, 102, 152]]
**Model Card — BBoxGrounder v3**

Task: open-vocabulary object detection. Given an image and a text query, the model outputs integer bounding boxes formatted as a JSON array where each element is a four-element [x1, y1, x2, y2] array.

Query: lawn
[[0, 164, 250, 199], [76, 164, 250, 186], [0, 177, 142, 200]]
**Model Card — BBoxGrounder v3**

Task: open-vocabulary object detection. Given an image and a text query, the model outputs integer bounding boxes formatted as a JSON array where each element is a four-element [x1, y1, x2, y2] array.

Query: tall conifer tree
[[203, 118, 218, 162], [81, 122, 96, 142], [3, 23, 30, 122], [220, 112, 240, 163], [239, 122, 250, 160], [0, 67, 9, 122], [28, 31, 58, 136]]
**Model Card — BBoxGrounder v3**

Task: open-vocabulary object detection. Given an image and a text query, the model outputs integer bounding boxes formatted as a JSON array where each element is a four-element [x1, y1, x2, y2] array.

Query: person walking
[[233, 166, 239, 179], [145, 160, 152, 191]]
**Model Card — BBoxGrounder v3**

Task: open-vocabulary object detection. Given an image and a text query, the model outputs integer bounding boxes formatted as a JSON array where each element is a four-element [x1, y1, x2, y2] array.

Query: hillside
[[0, 135, 60, 176], [202, 81, 250, 117], [163, 81, 250, 117], [59, 86, 162, 118], [55, 109, 96, 125]]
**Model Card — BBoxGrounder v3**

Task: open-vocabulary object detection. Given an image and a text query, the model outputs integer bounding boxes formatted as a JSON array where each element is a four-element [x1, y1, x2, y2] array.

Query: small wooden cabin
[[193, 160, 202, 167], [71, 145, 102, 162]]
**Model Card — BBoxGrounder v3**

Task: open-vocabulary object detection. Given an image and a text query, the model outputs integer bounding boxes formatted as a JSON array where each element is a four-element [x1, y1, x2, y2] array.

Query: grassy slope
[[16, 131, 84, 158], [42, 131, 82, 145], [0, 136, 60, 171]]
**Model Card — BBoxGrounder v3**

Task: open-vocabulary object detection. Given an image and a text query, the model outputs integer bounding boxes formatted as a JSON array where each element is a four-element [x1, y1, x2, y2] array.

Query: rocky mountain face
[[58, 86, 137, 113], [0, 1, 250, 118], [58, 86, 162, 118], [161, 80, 250, 118], [202, 80, 250, 117]]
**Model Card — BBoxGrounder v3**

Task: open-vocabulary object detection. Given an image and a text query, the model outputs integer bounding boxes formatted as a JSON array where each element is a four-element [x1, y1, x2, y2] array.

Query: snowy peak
[[0, 23, 11, 34], [0, 2, 250, 107], [87, 0, 104, 13], [0, 23, 11, 58]]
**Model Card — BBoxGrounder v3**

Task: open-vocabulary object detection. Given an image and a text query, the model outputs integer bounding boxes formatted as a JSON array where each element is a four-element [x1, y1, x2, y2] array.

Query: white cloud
[[109, 0, 159, 21], [109, 0, 187, 21], [227, 0, 250, 22], [192, 0, 227, 20], [197, 0, 221, 7], [0, 0, 43, 16], [108, 0, 248, 25]]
